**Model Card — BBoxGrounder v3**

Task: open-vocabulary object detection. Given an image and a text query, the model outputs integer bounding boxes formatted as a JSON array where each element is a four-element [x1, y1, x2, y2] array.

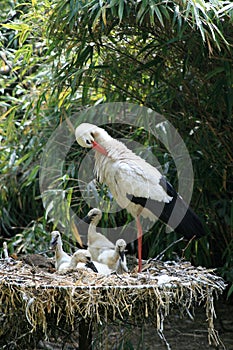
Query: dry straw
[[0, 257, 226, 348]]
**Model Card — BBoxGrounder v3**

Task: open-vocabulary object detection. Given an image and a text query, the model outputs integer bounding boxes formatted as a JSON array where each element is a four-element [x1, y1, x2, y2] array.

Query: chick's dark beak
[[86, 261, 98, 273], [83, 215, 92, 224], [119, 251, 125, 261], [49, 237, 58, 250]]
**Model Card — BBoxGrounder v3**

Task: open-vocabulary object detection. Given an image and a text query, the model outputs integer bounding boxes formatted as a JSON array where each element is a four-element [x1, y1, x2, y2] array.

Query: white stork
[[83, 208, 128, 273], [50, 231, 98, 272], [75, 123, 205, 272], [83, 208, 115, 260], [50, 231, 71, 270], [98, 238, 128, 273], [59, 249, 98, 273]]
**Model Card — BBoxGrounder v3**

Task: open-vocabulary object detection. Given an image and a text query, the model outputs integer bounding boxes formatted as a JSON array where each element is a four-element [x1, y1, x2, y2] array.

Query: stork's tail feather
[[128, 194, 205, 239], [165, 196, 205, 239]]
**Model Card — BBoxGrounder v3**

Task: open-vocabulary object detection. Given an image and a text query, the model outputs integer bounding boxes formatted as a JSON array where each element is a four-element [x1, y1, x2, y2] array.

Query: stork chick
[[83, 208, 115, 261], [58, 249, 98, 273], [50, 231, 71, 271], [98, 238, 128, 273], [92, 260, 112, 275]]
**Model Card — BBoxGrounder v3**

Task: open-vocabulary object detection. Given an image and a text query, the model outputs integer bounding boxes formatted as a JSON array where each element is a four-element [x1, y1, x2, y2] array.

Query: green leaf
[[159, 5, 171, 21], [227, 283, 233, 299], [205, 67, 225, 80], [136, 0, 148, 24], [92, 7, 102, 29], [118, 0, 125, 23], [154, 5, 164, 27], [217, 2, 233, 15]]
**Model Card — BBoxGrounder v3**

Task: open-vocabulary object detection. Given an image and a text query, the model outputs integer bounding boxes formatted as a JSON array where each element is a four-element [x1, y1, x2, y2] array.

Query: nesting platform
[[0, 257, 226, 349]]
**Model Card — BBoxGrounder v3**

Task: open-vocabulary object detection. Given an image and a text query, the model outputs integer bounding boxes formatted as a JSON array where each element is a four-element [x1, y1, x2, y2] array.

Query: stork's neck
[[55, 243, 64, 260], [94, 129, 113, 144], [87, 223, 104, 247], [90, 215, 101, 226], [94, 137, 132, 161], [90, 128, 111, 156], [88, 223, 99, 236]]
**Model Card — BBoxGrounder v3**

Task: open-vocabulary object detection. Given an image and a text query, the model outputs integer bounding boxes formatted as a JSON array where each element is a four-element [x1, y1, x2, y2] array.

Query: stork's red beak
[[92, 141, 108, 156]]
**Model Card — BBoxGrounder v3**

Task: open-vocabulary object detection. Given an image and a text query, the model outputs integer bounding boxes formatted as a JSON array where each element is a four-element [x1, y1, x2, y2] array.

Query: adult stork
[[75, 123, 205, 272]]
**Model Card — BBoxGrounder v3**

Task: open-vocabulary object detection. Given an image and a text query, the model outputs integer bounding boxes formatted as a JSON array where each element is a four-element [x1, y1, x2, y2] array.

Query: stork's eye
[[85, 139, 92, 145]]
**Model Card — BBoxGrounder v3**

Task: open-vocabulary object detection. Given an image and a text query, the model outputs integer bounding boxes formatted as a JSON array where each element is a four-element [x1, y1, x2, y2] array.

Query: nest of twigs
[[0, 257, 226, 349]]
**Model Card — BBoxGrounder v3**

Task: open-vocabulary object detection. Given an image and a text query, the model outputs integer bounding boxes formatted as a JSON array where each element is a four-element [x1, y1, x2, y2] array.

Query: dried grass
[[0, 258, 226, 349]]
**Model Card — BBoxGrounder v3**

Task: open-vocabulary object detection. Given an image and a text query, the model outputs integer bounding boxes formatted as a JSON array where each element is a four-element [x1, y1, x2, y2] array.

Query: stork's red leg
[[136, 216, 142, 272]]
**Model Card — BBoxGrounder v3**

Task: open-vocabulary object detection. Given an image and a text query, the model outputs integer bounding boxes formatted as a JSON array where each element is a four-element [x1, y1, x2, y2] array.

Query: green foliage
[[0, 0, 54, 241], [47, 0, 233, 289], [0, 0, 233, 295], [3, 220, 51, 256]]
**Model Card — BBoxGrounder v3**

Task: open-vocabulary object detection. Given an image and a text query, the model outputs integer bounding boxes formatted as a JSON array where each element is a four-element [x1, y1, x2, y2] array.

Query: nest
[[0, 257, 226, 349]]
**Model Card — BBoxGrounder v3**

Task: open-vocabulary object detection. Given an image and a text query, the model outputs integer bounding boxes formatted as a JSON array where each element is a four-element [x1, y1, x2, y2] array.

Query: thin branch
[[151, 236, 184, 261]]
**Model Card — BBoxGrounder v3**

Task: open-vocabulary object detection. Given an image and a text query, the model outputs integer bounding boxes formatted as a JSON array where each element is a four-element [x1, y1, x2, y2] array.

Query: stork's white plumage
[[92, 261, 112, 275], [83, 208, 115, 261], [3, 242, 9, 259], [75, 123, 205, 272], [98, 238, 128, 273], [50, 231, 71, 271]]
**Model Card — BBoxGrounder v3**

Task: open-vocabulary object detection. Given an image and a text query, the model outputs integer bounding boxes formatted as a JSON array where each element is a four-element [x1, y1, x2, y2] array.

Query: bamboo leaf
[[205, 67, 225, 80], [71, 219, 83, 247], [159, 5, 171, 21], [154, 6, 164, 27], [227, 283, 233, 299], [136, 0, 148, 24], [218, 3, 233, 15], [101, 5, 107, 26], [92, 7, 102, 29], [0, 106, 18, 121], [118, 0, 125, 22], [193, 5, 206, 41]]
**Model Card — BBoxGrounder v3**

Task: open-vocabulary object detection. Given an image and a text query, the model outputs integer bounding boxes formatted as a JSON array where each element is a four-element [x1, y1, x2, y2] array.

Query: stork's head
[[72, 249, 98, 272], [83, 207, 102, 226], [72, 249, 92, 263], [115, 239, 127, 260], [75, 123, 111, 155], [50, 231, 62, 250]]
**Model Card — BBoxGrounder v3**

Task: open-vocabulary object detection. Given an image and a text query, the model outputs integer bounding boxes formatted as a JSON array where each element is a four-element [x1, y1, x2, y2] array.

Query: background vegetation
[[0, 0, 232, 296]]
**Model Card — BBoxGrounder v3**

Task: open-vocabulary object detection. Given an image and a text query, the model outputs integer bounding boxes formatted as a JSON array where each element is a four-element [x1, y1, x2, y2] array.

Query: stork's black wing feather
[[127, 177, 205, 239]]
